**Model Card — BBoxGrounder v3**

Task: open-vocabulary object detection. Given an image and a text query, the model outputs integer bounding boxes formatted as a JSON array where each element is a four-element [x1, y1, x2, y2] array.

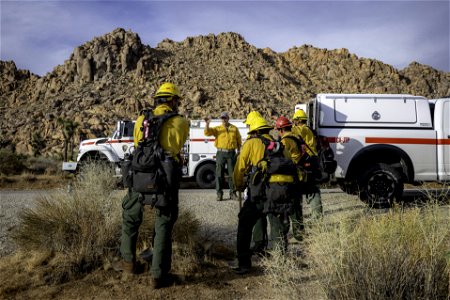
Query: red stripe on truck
[[107, 140, 134, 144], [366, 137, 437, 145], [81, 142, 95, 146]]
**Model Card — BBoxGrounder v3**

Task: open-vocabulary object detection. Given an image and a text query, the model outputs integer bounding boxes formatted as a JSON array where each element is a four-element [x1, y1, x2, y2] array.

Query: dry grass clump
[[11, 163, 121, 278], [307, 203, 450, 300], [261, 246, 317, 300], [262, 202, 450, 300]]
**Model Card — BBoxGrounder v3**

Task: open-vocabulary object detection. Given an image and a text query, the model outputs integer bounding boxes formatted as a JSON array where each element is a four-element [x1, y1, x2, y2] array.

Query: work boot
[[231, 265, 251, 275], [151, 274, 178, 289], [151, 278, 164, 289], [112, 260, 135, 274], [217, 193, 223, 201]]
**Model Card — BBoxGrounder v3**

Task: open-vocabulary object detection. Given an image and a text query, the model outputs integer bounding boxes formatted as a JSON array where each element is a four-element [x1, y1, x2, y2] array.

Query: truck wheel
[[196, 163, 216, 189], [358, 163, 403, 208], [82, 152, 109, 163], [79, 152, 113, 174]]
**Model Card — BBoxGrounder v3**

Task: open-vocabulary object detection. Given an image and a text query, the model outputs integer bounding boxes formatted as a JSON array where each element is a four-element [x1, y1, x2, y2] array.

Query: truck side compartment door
[[444, 100, 450, 177], [437, 99, 450, 180]]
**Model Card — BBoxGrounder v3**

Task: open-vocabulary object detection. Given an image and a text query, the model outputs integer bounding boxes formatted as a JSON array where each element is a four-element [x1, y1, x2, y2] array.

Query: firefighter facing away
[[232, 113, 295, 274], [204, 111, 242, 201], [275, 116, 306, 241], [292, 109, 323, 219], [113, 82, 189, 289]]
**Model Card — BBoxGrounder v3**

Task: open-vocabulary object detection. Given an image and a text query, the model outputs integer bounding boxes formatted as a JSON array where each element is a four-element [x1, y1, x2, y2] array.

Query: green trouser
[[120, 158, 180, 279], [251, 215, 268, 252], [267, 213, 290, 253], [250, 210, 290, 253], [290, 187, 304, 241], [215, 150, 236, 196], [120, 189, 143, 263], [305, 184, 323, 219], [236, 199, 265, 268], [150, 204, 178, 279], [120, 189, 179, 279]]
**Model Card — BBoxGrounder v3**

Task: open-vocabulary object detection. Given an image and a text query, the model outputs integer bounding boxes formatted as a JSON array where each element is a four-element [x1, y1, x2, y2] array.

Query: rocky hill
[[1, 28, 449, 157]]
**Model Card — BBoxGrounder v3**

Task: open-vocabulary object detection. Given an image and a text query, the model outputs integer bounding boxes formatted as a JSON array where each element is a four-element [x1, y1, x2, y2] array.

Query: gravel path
[[0, 190, 51, 256], [179, 189, 240, 247], [1, 187, 394, 257]]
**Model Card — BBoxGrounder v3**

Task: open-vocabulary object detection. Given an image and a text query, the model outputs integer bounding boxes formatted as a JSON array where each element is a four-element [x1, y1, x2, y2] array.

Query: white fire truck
[[63, 119, 249, 189], [297, 94, 450, 207]]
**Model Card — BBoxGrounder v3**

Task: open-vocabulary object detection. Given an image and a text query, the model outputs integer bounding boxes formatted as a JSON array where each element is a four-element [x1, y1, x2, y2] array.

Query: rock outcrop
[[1, 28, 449, 157]]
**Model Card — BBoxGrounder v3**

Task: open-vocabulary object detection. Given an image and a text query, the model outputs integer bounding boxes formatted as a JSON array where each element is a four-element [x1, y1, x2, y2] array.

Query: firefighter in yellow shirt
[[276, 116, 306, 241], [204, 112, 242, 201], [292, 109, 323, 220], [114, 83, 189, 289], [232, 114, 295, 275]]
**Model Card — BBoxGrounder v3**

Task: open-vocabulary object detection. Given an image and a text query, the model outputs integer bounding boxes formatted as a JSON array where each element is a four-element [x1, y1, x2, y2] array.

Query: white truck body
[[300, 93, 450, 206], [66, 118, 248, 188]]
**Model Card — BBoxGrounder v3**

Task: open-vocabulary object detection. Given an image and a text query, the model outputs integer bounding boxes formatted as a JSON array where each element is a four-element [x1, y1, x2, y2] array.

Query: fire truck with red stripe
[[63, 119, 248, 189], [297, 94, 450, 207]]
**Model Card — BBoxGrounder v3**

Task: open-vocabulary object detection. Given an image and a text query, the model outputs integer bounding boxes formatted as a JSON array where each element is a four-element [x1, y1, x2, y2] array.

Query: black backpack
[[258, 136, 297, 177], [125, 109, 178, 194], [283, 131, 337, 184], [247, 135, 297, 215]]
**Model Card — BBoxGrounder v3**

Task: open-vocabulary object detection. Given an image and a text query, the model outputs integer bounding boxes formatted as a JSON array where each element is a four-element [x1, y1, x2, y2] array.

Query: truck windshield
[[123, 122, 135, 137]]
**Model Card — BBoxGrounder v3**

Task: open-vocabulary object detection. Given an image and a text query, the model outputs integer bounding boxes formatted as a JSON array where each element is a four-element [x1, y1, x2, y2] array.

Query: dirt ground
[[1, 176, 448, 299], [1, 260, 281, 300], [0, 176, 335, 300]]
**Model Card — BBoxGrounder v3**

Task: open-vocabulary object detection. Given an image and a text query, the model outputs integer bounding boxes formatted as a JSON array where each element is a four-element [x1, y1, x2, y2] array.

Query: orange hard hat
[[275, 116, 293, 129]]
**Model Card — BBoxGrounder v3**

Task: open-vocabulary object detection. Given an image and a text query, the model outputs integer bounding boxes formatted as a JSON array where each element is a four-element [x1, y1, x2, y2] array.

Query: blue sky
[[1, 0, 449, 76]]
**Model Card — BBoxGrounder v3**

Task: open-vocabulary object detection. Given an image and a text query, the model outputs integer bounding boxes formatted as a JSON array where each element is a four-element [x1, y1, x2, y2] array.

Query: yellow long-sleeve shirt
[[134, 104, 189, 160], [292, 124, 318, 156], [204, 123, 242, 150], [281, 131, 306, 182], [280, 132, 303, 165], [233, 134, 294, 191]]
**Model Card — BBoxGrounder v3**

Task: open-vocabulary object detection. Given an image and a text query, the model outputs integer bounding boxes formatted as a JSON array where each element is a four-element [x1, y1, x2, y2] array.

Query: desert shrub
[[307, 204, 450, 300], [0, 148, 26, 175], [25, 156, 60, 175], [12, 163, 121, 279], [262, 203, 450, 300]]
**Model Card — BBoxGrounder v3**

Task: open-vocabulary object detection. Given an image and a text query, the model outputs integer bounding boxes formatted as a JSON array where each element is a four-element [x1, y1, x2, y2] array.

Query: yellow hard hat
[[244, 111, 263, 125], [154, 82, 182, 99], [293, 109, 307, 121], [248, 116, 273, 133]]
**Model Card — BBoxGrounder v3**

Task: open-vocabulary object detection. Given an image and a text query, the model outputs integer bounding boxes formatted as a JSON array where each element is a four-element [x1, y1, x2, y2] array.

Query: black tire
[[196, 163, 216, 189], [358, 163, 403, 208], [81, 152, 109, 163], [338, 181, 359, 195]]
